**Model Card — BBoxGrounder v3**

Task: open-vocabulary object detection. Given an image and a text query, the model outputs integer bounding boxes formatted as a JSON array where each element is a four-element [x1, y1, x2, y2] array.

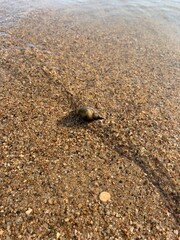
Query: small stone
[[56, 232, 61, 239], [25, 208, 33, 215], [16, 217, 23, 223], [64, 218, 69, 222], [99, 191, 111, 202], [48, 198, 53, 205], [78, 203, 82, 209], [106, 210, 110, 216], [0, 229, 4, 235]]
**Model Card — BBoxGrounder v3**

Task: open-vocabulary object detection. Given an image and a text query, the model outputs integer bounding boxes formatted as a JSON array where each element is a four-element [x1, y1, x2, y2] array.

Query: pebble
[[48, 198, 54, 205], [64, 218, 69, 222], [99, 191, 111, 202], [25, 208, 33, 215], [56, 232, 61, 239]]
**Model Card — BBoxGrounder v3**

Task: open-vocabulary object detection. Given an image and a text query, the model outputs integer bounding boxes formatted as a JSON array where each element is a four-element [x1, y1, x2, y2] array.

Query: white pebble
[[25, 208, 33, 215]]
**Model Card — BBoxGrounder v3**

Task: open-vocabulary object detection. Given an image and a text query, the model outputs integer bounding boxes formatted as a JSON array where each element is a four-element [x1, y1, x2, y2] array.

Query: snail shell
[[78, 106, 104, 122]]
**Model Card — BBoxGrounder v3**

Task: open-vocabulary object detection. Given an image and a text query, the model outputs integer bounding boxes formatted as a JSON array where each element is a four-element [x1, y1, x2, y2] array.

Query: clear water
[[1, 0, 180, 48], [0, 0, 180, 26]]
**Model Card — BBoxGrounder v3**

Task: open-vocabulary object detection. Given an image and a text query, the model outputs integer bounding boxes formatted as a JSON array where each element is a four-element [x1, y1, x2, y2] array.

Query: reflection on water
[[0, 0, 180, 50], [0, 0, 180, 27], [0, 31, 10, 36], [1, 0, 179, 52]]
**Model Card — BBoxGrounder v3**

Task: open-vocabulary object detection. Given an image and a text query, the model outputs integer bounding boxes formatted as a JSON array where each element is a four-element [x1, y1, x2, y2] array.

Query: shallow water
[[0, 0, 180, 50], [0, 0, 180, 27]]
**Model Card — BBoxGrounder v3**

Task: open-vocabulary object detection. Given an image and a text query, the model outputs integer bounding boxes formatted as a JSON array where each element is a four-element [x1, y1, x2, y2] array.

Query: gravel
[[0, 0, 179, 239]]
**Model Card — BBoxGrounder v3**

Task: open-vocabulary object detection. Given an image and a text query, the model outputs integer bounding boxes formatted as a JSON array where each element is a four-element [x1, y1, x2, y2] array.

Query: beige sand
[[0, 1, 179, 239]]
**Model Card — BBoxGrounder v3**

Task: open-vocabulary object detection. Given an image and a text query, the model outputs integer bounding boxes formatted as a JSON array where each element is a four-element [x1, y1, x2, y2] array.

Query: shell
[[78, 106, 104, 122]]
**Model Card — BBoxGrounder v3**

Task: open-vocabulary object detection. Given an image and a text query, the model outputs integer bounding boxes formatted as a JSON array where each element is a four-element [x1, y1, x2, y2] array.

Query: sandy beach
[[0, 0, 179, 239]]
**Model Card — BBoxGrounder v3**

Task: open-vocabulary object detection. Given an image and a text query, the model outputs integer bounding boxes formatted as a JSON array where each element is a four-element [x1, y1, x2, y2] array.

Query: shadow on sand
[[57, 110, 89, 128]]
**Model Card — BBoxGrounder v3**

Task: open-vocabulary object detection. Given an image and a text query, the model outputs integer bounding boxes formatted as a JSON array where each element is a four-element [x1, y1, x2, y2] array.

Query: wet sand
[[0, 0, 180, 239]]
